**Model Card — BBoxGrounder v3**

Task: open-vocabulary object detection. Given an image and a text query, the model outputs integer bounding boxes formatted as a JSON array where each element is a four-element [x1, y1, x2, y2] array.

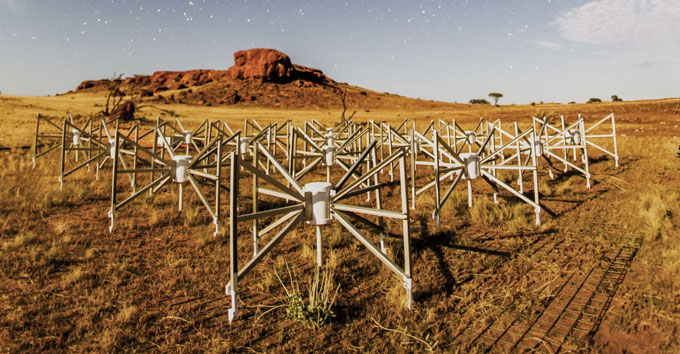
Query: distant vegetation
[[488, 92, 503, 106], [469, 98, 490, 105], [612, 95, 623, 102], [587, 97, 602, 103]]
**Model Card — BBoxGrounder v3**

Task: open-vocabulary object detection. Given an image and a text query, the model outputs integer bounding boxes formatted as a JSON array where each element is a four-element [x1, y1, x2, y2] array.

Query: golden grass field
[[1, 92, 679, 352]]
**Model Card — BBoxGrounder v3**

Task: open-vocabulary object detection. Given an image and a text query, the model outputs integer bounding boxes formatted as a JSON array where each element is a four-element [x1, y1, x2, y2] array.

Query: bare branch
[[327, 85, 355, 123]]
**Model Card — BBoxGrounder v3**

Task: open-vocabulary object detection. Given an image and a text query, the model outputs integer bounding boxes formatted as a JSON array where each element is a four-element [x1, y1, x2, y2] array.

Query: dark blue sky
[[1, 0, 678, 103]]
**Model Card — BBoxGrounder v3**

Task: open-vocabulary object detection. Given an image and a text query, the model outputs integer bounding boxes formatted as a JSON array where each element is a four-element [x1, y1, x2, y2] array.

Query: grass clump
[[275, 264, 340, 330], [2, 231, 39, 250], [194, 228, 215, 246], [638, 189, 675, 242], [41, 188, 69, 208], [44, 242, 64, 265], [116, 303, 137, 325], [467, 197, 530, 231], [62, 266, 85, 285], [73, 183, 92, 200]]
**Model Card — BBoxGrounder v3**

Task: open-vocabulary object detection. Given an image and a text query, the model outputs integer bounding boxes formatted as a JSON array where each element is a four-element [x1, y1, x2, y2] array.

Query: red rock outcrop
[[227, 48, 293, 82], [226, 48, 330, 84], [75, 48, 332, 95], [77, 80, 109, 91]]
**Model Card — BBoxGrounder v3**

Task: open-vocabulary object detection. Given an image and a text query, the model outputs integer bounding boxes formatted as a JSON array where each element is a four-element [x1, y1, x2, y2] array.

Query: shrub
[[469, 98, 490, 105], [276, 265, 340, 329], [587, 97, 602, 103]]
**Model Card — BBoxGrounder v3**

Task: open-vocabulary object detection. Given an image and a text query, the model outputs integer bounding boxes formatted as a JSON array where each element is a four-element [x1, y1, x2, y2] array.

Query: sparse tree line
[[588, 95, 623, 103], [467, 92, 624, 105]]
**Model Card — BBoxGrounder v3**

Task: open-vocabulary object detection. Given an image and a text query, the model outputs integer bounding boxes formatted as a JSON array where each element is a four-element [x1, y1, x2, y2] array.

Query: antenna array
[[31, 112, 619, 322]]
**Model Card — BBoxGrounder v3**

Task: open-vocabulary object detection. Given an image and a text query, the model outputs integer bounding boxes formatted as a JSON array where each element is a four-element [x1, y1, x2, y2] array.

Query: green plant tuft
[[275, 264, 340, 330]]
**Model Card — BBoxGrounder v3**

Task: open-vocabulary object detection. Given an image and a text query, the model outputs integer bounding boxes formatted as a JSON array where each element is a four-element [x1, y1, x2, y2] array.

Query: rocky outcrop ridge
[[226, 48, 329, 84], [75, 48, 330, 94]]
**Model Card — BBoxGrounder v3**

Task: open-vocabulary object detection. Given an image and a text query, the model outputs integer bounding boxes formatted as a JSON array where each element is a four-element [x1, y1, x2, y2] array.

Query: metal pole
[[59, 119, 67, 190], [514, 122, 524, 194], [228, 151, 239, 322], [109, 120, 120, 233], [178, 183, 183, 211], [433, 130, 441, 229], [151, 117, 159, 194], [316, 225, 323, 267], [530, 130, 541, 225], [388, 124, 394, 182], [252, 142, 259, 256], [581, 119, 591, 189], [399, 152, 413, 308], [371, 143, 385, 252], [410, 128, 416, 210], [86, 119, 92, 171], [612, 113, 619, 168], [214, 136, 222, 236], [32, 114, 41, 169], [132, 125, 138, 194]]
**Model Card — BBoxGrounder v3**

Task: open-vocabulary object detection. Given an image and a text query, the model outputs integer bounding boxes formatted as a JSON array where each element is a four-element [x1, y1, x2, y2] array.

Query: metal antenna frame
[[305, 119, 355, 142], [109, 126, 237, 235], [369, 121, 409, 182], [33, 114, 67, 169], [482, 120, 537, 195], [584, 113, 619, 168], [239, 123, 282, 175], [243, 119, 289, 169], [225, 141, 412, 323], [290, 124, 373, 184], [272, 119, 293, 161], [154, 117, 211, 156], [243, 118, 264, 139], [451, 117, 486, 153], [309, 117, 355, 136], [303, 119, 360, 159], [533, 115, 592, 188], [412, 125, 542, 228], [33, 113, 102, 169], [58, 118, 137, 190]]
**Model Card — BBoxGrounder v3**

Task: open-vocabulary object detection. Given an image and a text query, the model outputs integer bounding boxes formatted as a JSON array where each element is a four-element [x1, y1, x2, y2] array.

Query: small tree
[[101, 73, 147, 121], [103, 73, 125, 116], [488, 92, 503, 106], [611, 95, 623, 102], [329, 85, 356, 122], [587, 97, 602, 103]]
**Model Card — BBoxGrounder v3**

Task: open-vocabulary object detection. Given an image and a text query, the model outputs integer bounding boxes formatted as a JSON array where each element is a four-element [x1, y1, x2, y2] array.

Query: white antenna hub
[[172, 155, 192, 183], [460, 152, 480, 179], [304, 182, 332, 225]]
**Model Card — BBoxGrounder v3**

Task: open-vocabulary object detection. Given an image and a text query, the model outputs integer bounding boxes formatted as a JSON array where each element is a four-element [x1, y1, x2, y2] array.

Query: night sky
[[1, 0, 678, 103]]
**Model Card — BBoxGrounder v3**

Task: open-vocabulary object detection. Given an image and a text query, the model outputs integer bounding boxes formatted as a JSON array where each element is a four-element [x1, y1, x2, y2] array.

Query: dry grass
[[638, 188, 676, 242], [1, 94, 680, 352], [2, 231, 38, 250], [467, 196, 530, 231]]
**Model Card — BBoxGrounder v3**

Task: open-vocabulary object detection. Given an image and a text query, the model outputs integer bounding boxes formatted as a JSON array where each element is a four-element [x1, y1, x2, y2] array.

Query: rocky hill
[[73, 48, 457, 110]]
